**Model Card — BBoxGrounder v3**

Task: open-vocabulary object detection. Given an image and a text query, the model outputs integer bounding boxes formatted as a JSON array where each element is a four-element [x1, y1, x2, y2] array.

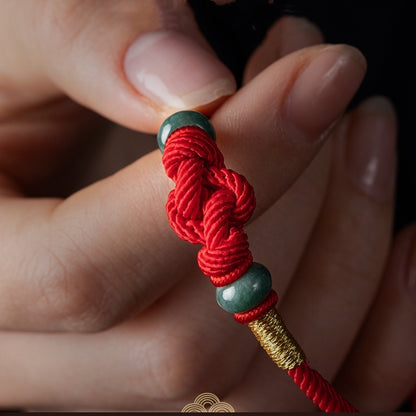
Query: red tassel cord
[[288, 362, 357, 412], [160, 117, 357, 413]]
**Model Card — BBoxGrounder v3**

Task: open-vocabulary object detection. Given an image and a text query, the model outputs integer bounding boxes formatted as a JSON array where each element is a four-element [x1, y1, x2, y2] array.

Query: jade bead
[[216, 263, 272, 313], [157, 110, 216, 153]]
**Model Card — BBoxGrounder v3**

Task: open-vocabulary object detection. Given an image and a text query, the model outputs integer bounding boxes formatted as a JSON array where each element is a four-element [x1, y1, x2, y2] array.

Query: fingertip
[[124, 29, 236, 123], [35, 2, 236, 134], [354, 95, 398, 137], [334, 222, 416, 412]]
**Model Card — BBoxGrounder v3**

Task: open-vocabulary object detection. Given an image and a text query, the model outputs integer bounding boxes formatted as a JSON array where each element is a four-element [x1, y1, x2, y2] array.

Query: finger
[[247, 143, 331, 297], [225, 96, 397, 411], [281, 97, 396, 374], [0, 272, 249, 410], [334, 224, 416, 412], [241, 14, 326, 296], [0, 319, 176, 410], [0, 97, 108, 194], [243, 16, 324, 84], [213, 43, 365, 214], [0, 43, 365, 332], [0, 0, 235, 133]]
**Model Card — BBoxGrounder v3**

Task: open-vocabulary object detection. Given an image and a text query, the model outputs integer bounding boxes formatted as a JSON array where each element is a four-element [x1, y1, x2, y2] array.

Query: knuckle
[[36, 0, 87, 47], [139, 334, 217, 401], [132, 326, 243, 404], [34, 245, 122, 332], [51, 281, 118, 333]]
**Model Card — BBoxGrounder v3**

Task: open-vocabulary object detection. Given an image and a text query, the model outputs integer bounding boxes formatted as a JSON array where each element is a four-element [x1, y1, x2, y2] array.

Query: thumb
[[124, 29, 235, 128], [123, 0, 236, 131], [0, 0, 236, 133]]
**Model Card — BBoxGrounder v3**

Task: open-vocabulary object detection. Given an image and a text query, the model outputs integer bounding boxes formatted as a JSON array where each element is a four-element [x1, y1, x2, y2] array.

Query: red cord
[[163, 126, 256, 287], [288, 362, 357, 412], [162, 124, 357, 413], [233, 290, 278, 324]]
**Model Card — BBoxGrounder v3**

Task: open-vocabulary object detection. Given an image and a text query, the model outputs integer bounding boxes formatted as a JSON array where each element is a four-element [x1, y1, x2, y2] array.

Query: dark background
[[190, 0, 414, 234]]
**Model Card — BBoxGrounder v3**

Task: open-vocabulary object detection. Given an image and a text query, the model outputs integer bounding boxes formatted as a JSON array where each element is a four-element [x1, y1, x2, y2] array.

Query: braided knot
[[163, 126, 256, 286]]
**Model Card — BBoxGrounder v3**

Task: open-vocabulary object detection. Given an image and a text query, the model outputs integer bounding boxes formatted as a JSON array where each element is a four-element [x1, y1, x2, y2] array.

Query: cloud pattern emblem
[[181, 392, 235, 412]]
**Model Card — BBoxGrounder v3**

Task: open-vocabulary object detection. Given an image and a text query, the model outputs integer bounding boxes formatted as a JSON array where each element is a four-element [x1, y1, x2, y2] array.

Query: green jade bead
[[157, 110, 216, 153], [216, 263, 272, 314]]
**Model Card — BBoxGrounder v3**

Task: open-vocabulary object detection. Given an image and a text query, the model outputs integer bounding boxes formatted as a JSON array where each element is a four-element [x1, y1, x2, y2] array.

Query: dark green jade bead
[[157, 110, 216, 153], [216, 263, 272, 313]]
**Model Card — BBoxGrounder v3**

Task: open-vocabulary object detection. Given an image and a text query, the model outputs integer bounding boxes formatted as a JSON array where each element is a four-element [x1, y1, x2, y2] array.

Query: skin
[[0, 0, 414, 411]]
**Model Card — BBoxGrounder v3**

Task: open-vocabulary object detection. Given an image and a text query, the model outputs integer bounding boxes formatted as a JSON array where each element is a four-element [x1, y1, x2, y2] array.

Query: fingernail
[[124, 30, 236, 110], [345, 96, 397, 201], [284, 44, 366, 142]]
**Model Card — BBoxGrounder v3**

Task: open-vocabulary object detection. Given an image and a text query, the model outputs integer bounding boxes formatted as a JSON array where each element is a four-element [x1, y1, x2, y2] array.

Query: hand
[[0, 0, 237, 331], [0, 1, 412, 411]]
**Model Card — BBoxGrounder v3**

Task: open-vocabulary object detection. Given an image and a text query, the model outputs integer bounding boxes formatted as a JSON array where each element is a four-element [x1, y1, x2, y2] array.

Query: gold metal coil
[[248, 308, 306, 370]]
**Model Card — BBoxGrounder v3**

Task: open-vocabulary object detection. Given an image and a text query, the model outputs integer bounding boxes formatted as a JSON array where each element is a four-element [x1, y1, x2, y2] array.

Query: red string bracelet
[[157, 110, 357, 413]]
